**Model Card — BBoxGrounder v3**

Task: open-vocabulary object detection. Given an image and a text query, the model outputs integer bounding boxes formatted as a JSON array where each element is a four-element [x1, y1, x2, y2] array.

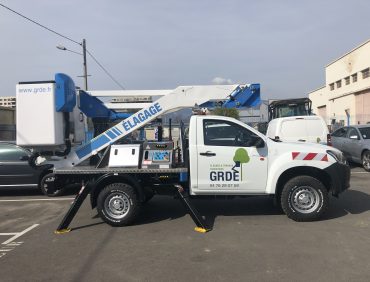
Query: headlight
[[327, 150, 347, 164]]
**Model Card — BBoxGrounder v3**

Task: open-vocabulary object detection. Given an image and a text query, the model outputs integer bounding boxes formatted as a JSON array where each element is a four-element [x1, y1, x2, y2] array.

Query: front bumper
[[324, 162, 351, 196]]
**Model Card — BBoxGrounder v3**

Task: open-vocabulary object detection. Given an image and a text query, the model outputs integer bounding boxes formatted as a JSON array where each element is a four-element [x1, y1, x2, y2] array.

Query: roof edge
[[307, 85, 325, 94], [326, 38, 370, 68]]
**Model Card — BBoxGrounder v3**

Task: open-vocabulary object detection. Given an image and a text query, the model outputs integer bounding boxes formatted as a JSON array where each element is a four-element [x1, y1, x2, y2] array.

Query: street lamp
[[56, 39, 88, 91]]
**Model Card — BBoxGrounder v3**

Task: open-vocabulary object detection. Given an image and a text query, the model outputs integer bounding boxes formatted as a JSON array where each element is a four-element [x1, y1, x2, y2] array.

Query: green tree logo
[[233, 148, 250, 181]]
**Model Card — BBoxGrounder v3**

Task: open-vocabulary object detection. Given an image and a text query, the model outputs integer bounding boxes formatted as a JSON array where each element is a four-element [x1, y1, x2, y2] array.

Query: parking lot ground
[[1, 166, 370, 282]]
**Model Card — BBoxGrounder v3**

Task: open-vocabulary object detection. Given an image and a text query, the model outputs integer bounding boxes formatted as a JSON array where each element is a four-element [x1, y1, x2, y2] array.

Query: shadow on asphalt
[[0, 185, 80, 197], [325, 189, 370, 220], [2, 182, 370, 231], [72, 222, 105, 231], [133, 194, 336, 230], [134, 196, 282, 229], [0, 187, 42, 197], [136, 190, 370, 229]]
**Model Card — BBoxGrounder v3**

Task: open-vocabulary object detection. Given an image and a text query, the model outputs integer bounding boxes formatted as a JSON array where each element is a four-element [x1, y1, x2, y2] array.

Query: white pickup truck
[[53, 114, 350, 232]]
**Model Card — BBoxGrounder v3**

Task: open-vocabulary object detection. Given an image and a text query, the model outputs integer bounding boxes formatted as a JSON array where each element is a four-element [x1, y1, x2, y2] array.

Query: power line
[[0, 2, 126, 90], [87, 50, 125, 90], [0, 3, 81, 46]]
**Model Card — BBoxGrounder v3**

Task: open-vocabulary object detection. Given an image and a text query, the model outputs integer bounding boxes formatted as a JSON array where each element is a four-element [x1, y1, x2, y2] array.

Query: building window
[[352, 73, 357, 82], [362, 68, 370, 79], [329, 83, 334, 91], [344, 76, 350, 85], [336, 80, 342, 88]]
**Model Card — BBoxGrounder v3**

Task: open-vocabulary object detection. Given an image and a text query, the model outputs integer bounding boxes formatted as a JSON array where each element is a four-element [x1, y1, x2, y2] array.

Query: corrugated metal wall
[[355, 91, 370, 124]]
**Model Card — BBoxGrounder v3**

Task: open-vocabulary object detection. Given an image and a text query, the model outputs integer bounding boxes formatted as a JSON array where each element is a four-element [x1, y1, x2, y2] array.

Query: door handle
[[200, 151, 216, 157]]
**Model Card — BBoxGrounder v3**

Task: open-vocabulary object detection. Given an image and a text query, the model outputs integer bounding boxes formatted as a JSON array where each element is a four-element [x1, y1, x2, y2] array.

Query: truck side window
[[203, 119, 253, 147]]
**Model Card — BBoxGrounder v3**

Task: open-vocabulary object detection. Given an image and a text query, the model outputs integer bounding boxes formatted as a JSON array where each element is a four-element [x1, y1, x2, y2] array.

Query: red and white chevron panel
[[292, 152, 328, 161]]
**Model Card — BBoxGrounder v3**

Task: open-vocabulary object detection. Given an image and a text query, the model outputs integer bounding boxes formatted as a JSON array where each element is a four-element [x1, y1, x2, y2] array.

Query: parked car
[[0, 142, 59, 195], [331, 125, 370, 171]]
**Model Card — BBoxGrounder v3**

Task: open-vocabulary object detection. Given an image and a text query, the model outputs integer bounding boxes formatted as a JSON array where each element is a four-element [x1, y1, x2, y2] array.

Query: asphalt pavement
[[1, 165, 370, 282]]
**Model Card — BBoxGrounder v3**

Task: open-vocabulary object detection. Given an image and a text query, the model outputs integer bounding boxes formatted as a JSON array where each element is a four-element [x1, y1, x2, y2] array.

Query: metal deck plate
[[54, 166, 188, 175]]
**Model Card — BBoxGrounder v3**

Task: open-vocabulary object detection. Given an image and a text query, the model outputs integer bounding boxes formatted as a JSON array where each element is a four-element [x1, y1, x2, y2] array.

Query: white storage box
[[16, 82, 64, 146], [108, 144, 141, 168]]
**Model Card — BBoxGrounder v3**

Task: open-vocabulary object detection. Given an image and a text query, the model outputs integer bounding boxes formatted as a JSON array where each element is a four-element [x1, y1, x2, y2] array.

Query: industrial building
[[309, 39, 370, 128], [0, 96, 16, 108], [239, 100, 268, 124], [0, 106, 16, 140]]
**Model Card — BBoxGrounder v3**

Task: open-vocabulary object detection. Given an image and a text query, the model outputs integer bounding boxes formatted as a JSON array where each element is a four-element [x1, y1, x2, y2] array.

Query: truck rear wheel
[[97, 183, 140, 227], [281, 176, 328, 221]]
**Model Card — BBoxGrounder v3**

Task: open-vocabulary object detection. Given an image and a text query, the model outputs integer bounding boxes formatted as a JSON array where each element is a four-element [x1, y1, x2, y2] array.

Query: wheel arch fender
[[270, 166, 332, 198], [90, 174, 145, 209]]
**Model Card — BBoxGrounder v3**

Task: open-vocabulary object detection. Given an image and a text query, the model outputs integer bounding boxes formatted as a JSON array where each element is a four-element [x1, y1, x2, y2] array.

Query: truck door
[[193, 118, 268, 194]]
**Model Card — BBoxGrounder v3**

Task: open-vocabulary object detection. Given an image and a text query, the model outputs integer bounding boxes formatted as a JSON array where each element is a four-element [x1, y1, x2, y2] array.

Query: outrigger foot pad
[[194, 227, 210, 233], [54, 228, 72, 235]]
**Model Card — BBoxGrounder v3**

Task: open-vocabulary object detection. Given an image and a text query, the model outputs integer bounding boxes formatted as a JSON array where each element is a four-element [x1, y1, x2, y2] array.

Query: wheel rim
[[290, 186, 320, 214], [363, 153, 370, 170], [104, 192, 131, 219]]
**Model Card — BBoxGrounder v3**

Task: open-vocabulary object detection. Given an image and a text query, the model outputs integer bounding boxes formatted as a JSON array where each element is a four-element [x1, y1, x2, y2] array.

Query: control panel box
[[108, 144, 141, 168], [141, 142, 174, 169]]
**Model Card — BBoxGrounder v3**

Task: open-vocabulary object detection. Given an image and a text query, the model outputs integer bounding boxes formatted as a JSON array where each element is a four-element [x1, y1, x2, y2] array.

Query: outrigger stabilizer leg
[[55, 181, 92, 234], [175, 185, 211, 233]]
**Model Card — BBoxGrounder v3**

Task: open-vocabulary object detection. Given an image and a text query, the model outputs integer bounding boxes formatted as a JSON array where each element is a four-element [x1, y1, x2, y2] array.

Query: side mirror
[[349, 135, 359, 140], [249, 135, 265, 148], [255, 138, 265, 148]]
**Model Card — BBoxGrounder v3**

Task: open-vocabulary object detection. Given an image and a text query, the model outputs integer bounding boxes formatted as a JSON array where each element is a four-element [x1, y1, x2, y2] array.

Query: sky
[[0, 0, 369, 100]]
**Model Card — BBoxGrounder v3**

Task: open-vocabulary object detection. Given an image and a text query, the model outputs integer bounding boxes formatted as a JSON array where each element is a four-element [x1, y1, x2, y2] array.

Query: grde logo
[[209, 148, 250, 182]]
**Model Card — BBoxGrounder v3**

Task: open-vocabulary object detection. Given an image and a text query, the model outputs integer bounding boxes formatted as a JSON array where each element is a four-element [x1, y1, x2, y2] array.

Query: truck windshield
[[359, 127, 370, 139], [276, 104, 308, 118]]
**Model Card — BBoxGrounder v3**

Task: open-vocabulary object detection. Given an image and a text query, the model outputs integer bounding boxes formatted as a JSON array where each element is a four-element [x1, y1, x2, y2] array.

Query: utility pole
[[81, 39, 94, 133], [82, 39, 88, 90]]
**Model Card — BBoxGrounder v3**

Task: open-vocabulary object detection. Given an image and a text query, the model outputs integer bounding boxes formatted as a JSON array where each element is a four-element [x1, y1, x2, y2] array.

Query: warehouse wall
[[0, 106, 16, 141]]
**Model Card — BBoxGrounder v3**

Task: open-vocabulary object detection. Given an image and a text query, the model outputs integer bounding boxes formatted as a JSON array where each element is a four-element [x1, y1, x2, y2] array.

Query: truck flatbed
[[53, 166, 188, 175]]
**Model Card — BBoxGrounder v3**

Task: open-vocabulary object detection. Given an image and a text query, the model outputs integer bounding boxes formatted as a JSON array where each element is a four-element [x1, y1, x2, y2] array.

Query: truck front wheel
[[281, 176, 328, 221], [97, 183, 140, 227]]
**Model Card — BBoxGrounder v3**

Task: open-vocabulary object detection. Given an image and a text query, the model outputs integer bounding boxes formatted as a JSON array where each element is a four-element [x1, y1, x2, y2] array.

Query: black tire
[[97, 183, 140, 227], [362, 150, 370, 172], [280, 175, 328, 222], [40, 173, 64, 197]]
